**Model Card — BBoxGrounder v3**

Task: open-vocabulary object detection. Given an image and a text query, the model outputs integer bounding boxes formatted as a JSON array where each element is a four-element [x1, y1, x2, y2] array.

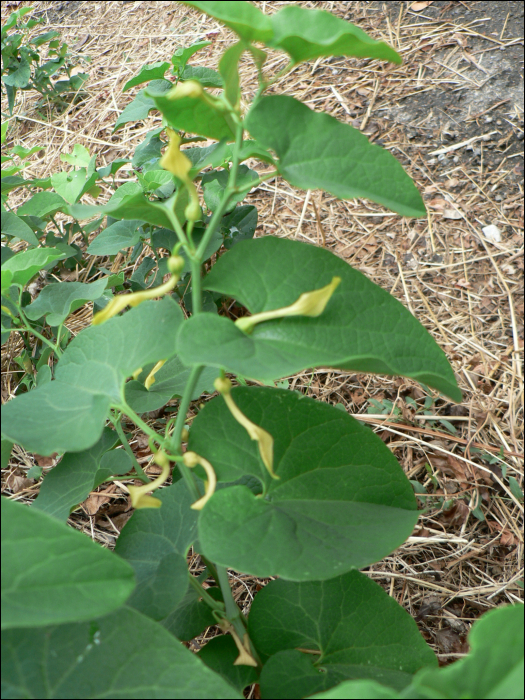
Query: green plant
[[1, 4, 89, 116], [1, 2, 522, 698]]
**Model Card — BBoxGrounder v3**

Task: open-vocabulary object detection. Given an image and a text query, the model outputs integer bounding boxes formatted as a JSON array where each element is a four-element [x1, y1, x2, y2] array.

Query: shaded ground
[[2, 0, 523, 678]]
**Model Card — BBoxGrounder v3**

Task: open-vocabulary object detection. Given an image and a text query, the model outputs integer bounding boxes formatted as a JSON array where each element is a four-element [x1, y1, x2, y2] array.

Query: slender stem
[[190, 258, 202, 314], [164, 200, 191, 251], [17, 306, 62, 357], [188, 573, 225, 613], [110, 410, 149, 483], [170, 364, 204, 452], [115, 400, 165, 448]]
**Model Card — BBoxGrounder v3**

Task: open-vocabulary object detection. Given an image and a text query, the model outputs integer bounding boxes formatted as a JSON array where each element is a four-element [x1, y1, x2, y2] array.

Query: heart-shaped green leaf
[[250, 571, 436, 698], [87, 219, 143, 255], [189, 387, 418, 581], [1, 297, 183, 455], [245, 96, 425, 218], [122, 61, 171, 92], [1, 211, 40, 246], [1, 497, 135, 629], [1, 247, 66, 294], [178, 238, 461, 402], [16, 191, 69, 218]]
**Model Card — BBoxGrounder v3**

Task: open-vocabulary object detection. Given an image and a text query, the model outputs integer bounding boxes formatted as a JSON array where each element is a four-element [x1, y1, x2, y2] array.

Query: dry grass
[[2, 0, 523, 674]]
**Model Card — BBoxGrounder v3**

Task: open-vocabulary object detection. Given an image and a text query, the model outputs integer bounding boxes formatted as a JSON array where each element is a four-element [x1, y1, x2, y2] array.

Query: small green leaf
[[190, 387, 418, 581], [23, 278, 108, 326], [1, 247, 65, 293], [87, 219, 143, 255], [115, 480, 199, 620], [1, 211, 39, 246], [202, 165, 258, 212], [268, 5, 401, 66], [60, 143, 91, 168], [1, 497, 135, 629], [32, 429, 119, 521], [113, 79, 172, 132], [182, 1, 273, 43], [181, 64, 223, 87], [16, 191, 68, 218], [508, 476, 524, 502], [50, 169, 88, 204], [245, 96, 425, 218], [1, 608, 241, 698], [2, 54, 31, 87], [122, 61, 171, 92], [171, 40, 212, 71], [178, 238, 461, 402], [308, 679, 398, 699]]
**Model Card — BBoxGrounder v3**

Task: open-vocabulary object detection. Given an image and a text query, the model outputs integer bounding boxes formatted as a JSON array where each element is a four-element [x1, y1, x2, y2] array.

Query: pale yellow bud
[[214, 379, 277, 480], [144, 360, 166, 389], [160, 128, 192, 181], [236, 276, 341, 334], [167, 80, 203, 100], [92, 275, 178, 325], [167, 254, 185, 275], [127, 453, 170, 510], [183, 451, 217, 509]]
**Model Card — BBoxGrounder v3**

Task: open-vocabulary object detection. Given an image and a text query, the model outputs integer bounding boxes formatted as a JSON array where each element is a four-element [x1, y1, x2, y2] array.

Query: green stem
[[169, 364, 204, 452], [164, 200, 191, 252], [110, 410, 150, 483], [190, 257, 202, 314], [188, 573, 225, 613], [115, 399, 165, 449], [17, 305, 62, 358]]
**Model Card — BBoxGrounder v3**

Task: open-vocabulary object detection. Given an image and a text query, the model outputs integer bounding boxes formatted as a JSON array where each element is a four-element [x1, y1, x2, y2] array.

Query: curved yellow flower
[[235, 276, 341, 334], [127, 451, 170, 510], [92, 255, 184, 325], [183, 451, 217, 510], [160, 128, 201, 222], [144, 359, 166, 389], [214, 377, 277, 480]]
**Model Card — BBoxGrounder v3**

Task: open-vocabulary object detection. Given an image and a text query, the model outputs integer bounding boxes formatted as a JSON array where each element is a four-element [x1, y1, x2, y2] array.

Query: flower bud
[[183, 451, 217, 509], [167, 80, 203, 100], [144, 359, 165, 389], [167, 254, 185, 275], [127, 451, 170, 510]]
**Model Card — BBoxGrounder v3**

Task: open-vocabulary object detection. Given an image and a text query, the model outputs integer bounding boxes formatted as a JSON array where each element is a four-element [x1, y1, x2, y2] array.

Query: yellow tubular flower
[[213, 378, 278, 480], [144, 360, 166, 389], [167, 80, 203, 100], [127, 451, 170, 510], [235, 276, 342, 334], [92, 257, 183, 326], [182, 451, 217, 510], [160, 128, 201, 222]]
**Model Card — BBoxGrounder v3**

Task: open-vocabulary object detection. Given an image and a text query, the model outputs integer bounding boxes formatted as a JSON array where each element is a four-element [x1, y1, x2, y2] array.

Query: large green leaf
[[125, 355, 219, 414], [179, 238, 461, 402], [245, 96, 425, 218], [146, 84, 236, 141], [1, 211, 40, 246], [182, 1, 273, 43], [182, 64, 223, 87], [50, 168, 88, 204], [1, 297, 183, 455], [161, 583, 219, 641], [32, 428, 119, 521], [250, 571, 436, 698], [115, 480, 199, 621], [1, 247, 65, 294], [1, 497, 135, 629], [406, 604, 523, 700], [268, 6, 401, 65], [1, 607, 241, 699], [189, 387, 419, 581], [23, 278, 108, 326]]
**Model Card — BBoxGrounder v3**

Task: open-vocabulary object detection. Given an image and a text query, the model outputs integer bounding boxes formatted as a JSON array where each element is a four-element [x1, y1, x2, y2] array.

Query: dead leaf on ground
[[82, 484, 118, 516], [5, 471, 34, 493], [435, 628, 467, 654], [410, 1, 434, 10], [33, 453, 58, 467]]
